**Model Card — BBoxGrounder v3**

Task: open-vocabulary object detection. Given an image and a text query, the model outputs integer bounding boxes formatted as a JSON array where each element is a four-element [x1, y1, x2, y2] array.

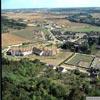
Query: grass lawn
[[65, 53, 94, 68]]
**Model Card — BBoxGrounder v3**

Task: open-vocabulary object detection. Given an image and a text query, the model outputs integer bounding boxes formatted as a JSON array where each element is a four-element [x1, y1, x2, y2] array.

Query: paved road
[[41, 31, 46, 41], [47, 29, 62, 44]]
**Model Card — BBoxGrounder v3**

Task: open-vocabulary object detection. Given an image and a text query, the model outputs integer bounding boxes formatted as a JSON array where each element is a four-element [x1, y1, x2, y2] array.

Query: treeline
[[1, 16, 27, 33], [67, 14, 100, 26], [2, 58, 100, 100]]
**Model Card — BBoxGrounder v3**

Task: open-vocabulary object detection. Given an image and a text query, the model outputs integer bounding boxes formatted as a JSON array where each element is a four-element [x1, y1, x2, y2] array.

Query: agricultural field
[[3, 12, 100, 32], [65, 25, 100, 32], [91, 57, 100, 69], [2, 12, 45, 21], [91, 13, 100, 18], [65, 53, 94, 68], [49, 18, 100, 32], [2, 33, 29, 48], [10, 26, 45, 40]]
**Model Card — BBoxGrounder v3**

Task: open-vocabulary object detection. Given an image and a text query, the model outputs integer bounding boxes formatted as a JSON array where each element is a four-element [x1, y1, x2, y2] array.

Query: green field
[[65, 53, 94, 68], [64, 25, 100, 32]]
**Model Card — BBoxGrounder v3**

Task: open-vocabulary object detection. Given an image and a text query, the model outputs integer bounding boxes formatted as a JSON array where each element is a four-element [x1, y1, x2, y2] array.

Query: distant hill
[[67, 13, 100, 26], [2, 7, 100, 14]]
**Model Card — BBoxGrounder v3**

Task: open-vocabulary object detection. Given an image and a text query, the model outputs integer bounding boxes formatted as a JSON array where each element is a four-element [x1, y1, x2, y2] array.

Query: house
[[42, 50, 52, 56], [33, 47, 54, 56], [6, 47, 33, 56], [56, 67, 67, 73], [22, 49, 33, 56], [33, 47, 44, 56], [7, 49, 23, 56]]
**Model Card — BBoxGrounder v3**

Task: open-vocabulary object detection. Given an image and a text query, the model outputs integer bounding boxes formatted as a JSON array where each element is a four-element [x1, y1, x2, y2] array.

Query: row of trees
[[67, 14, 100, 26]]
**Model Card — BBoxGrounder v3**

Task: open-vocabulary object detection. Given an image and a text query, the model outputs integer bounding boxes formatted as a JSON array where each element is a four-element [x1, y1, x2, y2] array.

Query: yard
[[65, 53, 94, 68]]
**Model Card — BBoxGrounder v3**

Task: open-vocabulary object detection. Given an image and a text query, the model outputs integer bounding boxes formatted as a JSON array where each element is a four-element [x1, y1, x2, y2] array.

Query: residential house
[[33, 47, 44, 56], [6, 47, 33, 56]]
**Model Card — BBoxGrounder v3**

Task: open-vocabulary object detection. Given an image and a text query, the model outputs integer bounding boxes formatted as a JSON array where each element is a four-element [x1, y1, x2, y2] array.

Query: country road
[[47, 29, 62, 44]]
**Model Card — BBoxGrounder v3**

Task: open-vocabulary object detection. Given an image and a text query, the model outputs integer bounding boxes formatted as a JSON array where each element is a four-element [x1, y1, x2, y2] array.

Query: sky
[[2, 0, 100, 9]]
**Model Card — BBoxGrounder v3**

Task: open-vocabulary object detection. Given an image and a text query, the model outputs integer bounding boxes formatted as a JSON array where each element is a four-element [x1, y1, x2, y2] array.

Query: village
[[2, 27, 100, 75]]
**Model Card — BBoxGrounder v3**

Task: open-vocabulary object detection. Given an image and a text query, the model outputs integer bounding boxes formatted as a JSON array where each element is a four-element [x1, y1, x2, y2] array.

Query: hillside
[[2, 58, 100, 100]]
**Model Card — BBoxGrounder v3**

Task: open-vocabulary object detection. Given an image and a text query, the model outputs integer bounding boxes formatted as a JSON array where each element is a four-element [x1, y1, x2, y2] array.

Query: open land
[[10, 26, 42, 40], [2, 13, 45, 20], [2, 33, 29, 48], [3, 12, 100, 32]]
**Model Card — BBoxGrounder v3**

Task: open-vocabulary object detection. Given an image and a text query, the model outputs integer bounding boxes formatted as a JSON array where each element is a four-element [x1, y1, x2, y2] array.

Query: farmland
[[2, 33, 29, 48], [91, 13, 100, 18], [3, 12, 100, 32], [2, 12, 45, 20], [46, 16, 100, 32], [65, 53, 94, 68], [64, 25, 100, 32], [10, 26, 42, 40], [51, 21, 100, 32]]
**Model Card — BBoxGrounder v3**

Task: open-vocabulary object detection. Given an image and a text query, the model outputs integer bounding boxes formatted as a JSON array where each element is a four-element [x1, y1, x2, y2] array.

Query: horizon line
[[2, 6, 100, 10]]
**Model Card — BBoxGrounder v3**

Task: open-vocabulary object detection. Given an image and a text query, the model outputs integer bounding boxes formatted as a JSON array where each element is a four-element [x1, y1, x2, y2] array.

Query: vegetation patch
[[65, 53, 94, 68], [2, 58, 100, 100]]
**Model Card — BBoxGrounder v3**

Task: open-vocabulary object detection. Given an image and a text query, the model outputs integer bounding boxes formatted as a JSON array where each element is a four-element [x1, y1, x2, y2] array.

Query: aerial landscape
[[2, 0, 100, 100]]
